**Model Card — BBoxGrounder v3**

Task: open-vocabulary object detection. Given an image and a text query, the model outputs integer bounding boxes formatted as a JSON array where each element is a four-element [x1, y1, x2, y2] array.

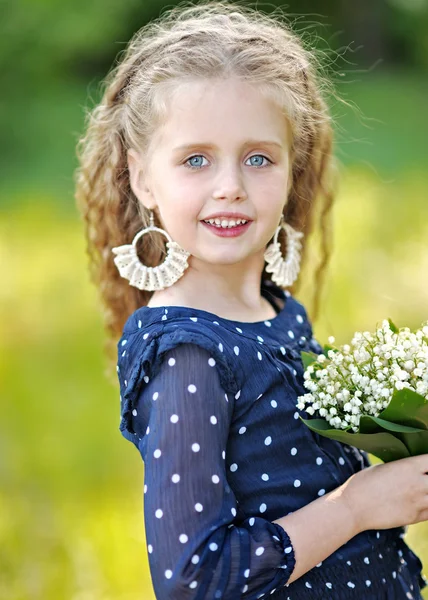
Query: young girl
[[74, 2, 428, 598]]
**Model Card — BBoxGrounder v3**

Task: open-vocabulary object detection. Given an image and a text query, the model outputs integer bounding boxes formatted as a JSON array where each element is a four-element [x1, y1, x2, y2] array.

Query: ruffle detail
[[119, 325, 240, 439]]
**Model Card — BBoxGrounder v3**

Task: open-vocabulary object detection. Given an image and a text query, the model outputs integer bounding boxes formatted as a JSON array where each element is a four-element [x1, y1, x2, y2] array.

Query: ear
[[127, 148, 157, 210]]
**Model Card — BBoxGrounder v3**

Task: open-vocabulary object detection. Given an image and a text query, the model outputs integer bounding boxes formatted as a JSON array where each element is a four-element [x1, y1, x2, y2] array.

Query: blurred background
[[1, 0, 427, 598]]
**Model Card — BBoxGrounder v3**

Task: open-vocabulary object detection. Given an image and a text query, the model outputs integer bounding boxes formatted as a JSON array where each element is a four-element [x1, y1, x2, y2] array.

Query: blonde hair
[[75, 0, 339, 372]]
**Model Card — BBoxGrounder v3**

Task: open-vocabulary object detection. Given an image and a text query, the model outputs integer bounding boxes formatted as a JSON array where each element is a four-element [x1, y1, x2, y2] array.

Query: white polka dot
[[170, 414, 179, 423], [231, 507, 237, 517], [209, 543, 218, 551], [148, 544, 153, 553], [239, 426, 247, 434], [280, 346, 286, 354], [179, 534, 188, 543], [191, 554, 199, 564], [294, 411, 299, 419], [235, 390, 241, 399], [121, 339, 127, 346], [138, 320, 142, 328], [338, 456, 345, 465], [259, 503, 267, 513], [264, 320, 272, 327], [249, 517, 255, 526], [153, 449, 161, 458], [222, 451, 226, 459], [296, 314, 304, 323], [152, 392, 159, 401], [165, 569, 173, 579], [347, 582, 355, 588], [192, 443, 200, 452], [188, 384, 197, 393], [171, 474, 180, 483], [271, 400, 277, 408], [255, 547, 265, 556], [195, 503, 203, 512], [318, 488, 325, 496], [143, 333, 149, 339], [213, 321, 219, 326], [212, 475, 220, 484], [264, 436, 272, 445], [218, 343, 223, 352], [155, 509, 163, 518], [392, 571, 397, 579], [189, 581, 198, 589], [236, 327, 243, 333], [288, 330, 295, 339], [132, 409, 137, 416], [294, 479, 301, 487], [224, 393, 229, 402], [261, 473, 269, 481], [364, 557, 370, 564], [257, 351, 262, 360], [210, 416, 217, 424], [326, 582, 333, 589], [347, 560, 352, 565], [305, 582, 312, 589], [316, 457, 323, 465], [365, 580, 371, 587], [234, 346, 240, 355], [146, 426, 150, 434], [161, 315, 167, 321], [208, 357, 216, 367], [144, 484, 147, 494], [230, 463, 238, 472], [244, 568, 250, 578], [291, 447, 297, 456], [168, 357, 176, 366], [190, 317, 198, 322], [143, 375, 149, 383], [284, 546, 293, 554]]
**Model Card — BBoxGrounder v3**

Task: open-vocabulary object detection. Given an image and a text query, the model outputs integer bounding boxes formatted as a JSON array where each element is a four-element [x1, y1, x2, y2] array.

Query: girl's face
[[128, 77, 292, 271]]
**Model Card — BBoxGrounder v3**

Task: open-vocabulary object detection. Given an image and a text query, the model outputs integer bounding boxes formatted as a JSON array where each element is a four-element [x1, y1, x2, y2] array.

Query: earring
[[111, 211, 191, 291], [264, 215, 304, 287]]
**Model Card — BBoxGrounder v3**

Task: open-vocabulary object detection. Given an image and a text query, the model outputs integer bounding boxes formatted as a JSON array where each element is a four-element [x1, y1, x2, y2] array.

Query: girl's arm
[[273, 479, 359, 585], [130, 342, 297, 600]]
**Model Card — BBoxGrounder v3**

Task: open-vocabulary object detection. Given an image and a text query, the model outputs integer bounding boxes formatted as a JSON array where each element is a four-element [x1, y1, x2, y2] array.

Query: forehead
[[152, 77, 291, 149]]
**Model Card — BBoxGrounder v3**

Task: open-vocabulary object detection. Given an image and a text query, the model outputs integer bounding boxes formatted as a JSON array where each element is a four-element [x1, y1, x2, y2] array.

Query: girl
[[74, 2, 428, 598]]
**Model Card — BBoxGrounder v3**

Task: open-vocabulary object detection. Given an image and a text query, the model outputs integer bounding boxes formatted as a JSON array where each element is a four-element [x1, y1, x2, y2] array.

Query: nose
[[212, 161, 248, 201]]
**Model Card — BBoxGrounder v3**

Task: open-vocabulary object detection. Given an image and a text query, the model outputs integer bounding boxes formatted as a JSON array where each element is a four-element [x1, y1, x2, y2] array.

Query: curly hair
[[74, 0, 340, 375]]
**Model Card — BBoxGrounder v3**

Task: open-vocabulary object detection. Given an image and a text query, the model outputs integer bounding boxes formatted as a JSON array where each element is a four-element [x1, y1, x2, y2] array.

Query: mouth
[[200, 218, 252, 237], [200, 217, 252, 229]]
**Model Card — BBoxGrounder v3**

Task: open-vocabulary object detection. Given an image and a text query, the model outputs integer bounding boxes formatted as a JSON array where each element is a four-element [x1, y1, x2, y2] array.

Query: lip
[[200, 219, 252, 238], [200, 212, 253, 221]]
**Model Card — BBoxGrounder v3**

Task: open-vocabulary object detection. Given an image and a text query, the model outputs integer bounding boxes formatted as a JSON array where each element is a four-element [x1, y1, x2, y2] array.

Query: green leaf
[[359, 415, 428, 455], [300, 351, 318, 369], [323, 344, 337, 355], [300, 417, 411, 463], [387, 318, 399, 333], [379, 388, 428, 429]]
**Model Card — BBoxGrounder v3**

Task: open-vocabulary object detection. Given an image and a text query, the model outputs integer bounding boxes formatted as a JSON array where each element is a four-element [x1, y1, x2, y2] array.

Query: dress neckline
[[138, 279, 289, 329]]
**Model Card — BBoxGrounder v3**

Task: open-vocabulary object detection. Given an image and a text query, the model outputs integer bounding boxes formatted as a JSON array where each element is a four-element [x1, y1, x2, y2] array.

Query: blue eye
[[246, 155, 271, 167], [185, 155, 208, 169]]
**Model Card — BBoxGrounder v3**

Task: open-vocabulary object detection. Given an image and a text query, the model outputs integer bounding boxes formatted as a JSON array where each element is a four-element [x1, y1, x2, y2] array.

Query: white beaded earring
[[264, 214, 304, 287], [111, 211, 191, 291]]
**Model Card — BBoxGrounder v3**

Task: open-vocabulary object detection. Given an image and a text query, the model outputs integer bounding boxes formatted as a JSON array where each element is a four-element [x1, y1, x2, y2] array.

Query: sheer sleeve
[[128, 342, 296, 599]]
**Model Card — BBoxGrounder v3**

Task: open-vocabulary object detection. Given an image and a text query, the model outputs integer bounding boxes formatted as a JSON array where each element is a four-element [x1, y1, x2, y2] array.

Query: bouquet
[[297, 319, 428, 463]]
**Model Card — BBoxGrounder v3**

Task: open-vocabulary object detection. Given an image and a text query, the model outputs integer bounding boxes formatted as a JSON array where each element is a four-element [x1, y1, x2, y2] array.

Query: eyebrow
[[172, 140, 284, 153]]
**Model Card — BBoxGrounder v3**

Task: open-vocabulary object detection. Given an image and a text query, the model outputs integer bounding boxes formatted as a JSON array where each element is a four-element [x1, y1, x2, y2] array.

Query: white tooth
[[236, 219, 242, 225], [221, 220, 229, 227], [215, 218, 221, 225], [208, 219, 215, 224], [228, 220, 236, 227]]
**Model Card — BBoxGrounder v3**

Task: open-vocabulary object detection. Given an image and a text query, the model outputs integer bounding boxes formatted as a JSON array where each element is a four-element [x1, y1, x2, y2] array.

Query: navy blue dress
[[116, 279, 427, 599]]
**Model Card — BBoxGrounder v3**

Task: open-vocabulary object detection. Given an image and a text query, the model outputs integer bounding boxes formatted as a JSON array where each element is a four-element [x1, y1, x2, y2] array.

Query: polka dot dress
[[117, 280, 427, 599]]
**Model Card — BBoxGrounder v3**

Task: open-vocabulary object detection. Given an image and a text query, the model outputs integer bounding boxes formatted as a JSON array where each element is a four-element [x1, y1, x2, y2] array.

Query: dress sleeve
[[121, 338, 296, 600]]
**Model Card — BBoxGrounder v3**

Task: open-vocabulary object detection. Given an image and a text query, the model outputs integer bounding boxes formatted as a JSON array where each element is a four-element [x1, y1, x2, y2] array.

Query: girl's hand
[[341, 454, 428, 533]]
